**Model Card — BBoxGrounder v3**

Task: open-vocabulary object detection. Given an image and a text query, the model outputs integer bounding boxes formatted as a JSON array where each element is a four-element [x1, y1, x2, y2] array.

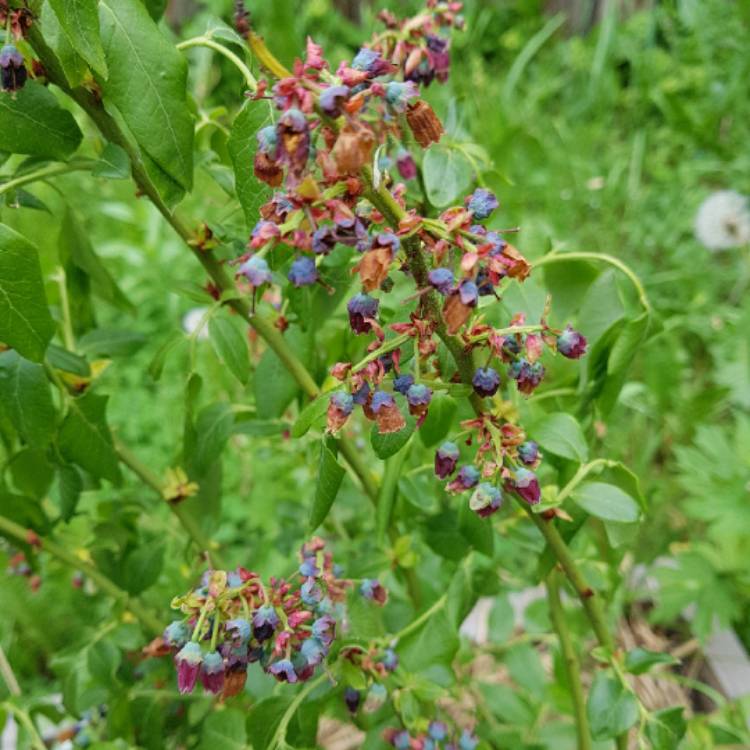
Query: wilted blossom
[[327, 391, 354, 433], [509, 358, 545, 395], [0, 44, 26, 92], [393, 373, 415, 395], [385, 80, 419, 112], [347, 293, 379, 334], [360, 578, 388, 605], [288, 256, 318, 287], [435, 441, 459, 478], [351, 47, 392, 77], [312, 225, 337, 255], [200, 650, 225, 694], [238, 256, 272, 287], [517, 441, 539, 466], [406, 99, 444, 148], [268, 658, 298, 683], [370, 390, 406, 434], [225, 618, 251, 647], [469, 483, 503, 518], [466, 188, 499, 220], [396, 148, 417, 180], [557, 325, 587, 359], [458, 278, 479, 306], [447, 464, 480, 493], [175, 642, 203, 694], [249, 220, 280, 249], [428, 267, 455, 295], [511, 468, 540, 505], [252, 605, 280, 642], [276, 108, 310, 179], [406, 383, 432, 419], [319, 84, 349, 117], [472, 367, 500, 397], [694, 190, 750, 250], [163, 620, 190, 648]]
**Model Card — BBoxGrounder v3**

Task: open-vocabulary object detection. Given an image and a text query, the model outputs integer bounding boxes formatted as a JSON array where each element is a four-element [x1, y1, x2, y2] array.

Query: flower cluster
[[384, 722, 479, 750], [162, 538, 349, 696]]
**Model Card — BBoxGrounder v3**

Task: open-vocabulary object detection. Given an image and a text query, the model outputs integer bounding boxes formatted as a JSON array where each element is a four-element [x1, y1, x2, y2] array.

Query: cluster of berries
[[340, 642, 399, 714], [0, 2, 33, 93], [163, 538, 348, 696], [385, 722, 478, 750]]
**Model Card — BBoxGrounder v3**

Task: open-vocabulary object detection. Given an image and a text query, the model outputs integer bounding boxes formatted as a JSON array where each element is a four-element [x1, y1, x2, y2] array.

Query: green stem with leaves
[[1, 702, 46, 750]]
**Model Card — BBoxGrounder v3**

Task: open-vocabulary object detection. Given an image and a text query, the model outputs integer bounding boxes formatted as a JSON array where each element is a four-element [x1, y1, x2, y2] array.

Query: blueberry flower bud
[[0, 45, 27, 93], [472, 367, 501, 398], [252, 606, 279, 642], [385, 81, 419, 113], [406, 383, 432, 407], [268, 658, 298, 683], [239, 256, 272, 287], [429, 267, 455, 295], [300, 636, 326, 666], [225, 618, 251, 647], [347, 293, 379, 334], [360, 578, 388, 605], [429, 721, 448, 741], [517, 441, 539, 466], [174, 642, 202, 694], [435, 441, 459, 479], [469, 482, 503, 518], [319, 84, 350, 117], [352, 47, 391, 77], [344, 686, 361, 714], [163, 620, 190, 649], [327, 391, 354, 433], [447, 464, 480, 493], [390, 730, 411, 750], [509, 359, 545, 395], [299, 557, 320, 578], [466, 188, 499, 220], [459, 729, 479, 750], [557, 325, 588, 359], [200, 650, 225, 694], [312, 615, 336, 646], [458, 278, 479, 306], [301, 577, 323, 605], [352, 382, 370, 405], [512, 467, 541, 505], [381, 648, 399, 672], [288, 256, 318, 287], [256, 125, 278, 156], [370, 390, 395, 413], [396, 148, 417, 180], [393, 373, 415, 395]]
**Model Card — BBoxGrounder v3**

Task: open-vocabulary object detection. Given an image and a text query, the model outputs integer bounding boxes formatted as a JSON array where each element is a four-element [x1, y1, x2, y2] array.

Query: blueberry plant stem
[[0, 514, 162, 634], [1, 701, 46, 750], [547, 569, 592, 750]]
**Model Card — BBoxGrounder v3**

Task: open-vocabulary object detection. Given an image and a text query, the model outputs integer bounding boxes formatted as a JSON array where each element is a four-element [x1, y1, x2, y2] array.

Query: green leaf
[[398, 608, 459, 672], [40, 0, 89, 87], [309, 439, 345, 530], [47, 344, 90, 376], [48, 0, 108, 76], [55, 464, 83, 521], [59, 392, 121, 482], [87, 640, 120, 686], [0, 82, 82, 159], [586, 672, 639, 740], [422, 145, 473, 207], [0, 351, 56, 445], [60, 209, 133, 312], [458, 500, 494, 557], [190, 402, 234, 475], [0, 490, 49, 532], [291, 395, 329, 438], [0, 224, 55, 362], [419, 392, 457, 448], [98, 0, 193, 193], [78, 328, 147, 358], [624, 647, 679, 675], [532, 412, 588, 462], [148, 331, 184, 380], [209, 316, 249, 385], [228, 99, 271, 228], [9, 448, 55, 498], [246, 696, 291, 750], [645, 707, 687, 750], [92, 143, 130, 179], [199, 709, 247, 750], [370, 415, 416, 459], [571, 481, 640, 523], [254, 347, 299, 419], [122, 542, 164, 594]]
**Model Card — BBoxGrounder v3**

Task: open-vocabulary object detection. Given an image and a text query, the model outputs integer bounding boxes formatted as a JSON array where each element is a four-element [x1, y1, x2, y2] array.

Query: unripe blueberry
[[557, 325, 588, 359], [434, 441, 459, 479], [288, 256, 318, 287], [512, 467, 541, 505], [518, 441, 540, 466], [347, 293, 379, 334], [472, 367, 501, 397], [428, 267, 455, 295], [393, 373, 415, 395], [466, 187, 499, 220], [238, 256, 271, 287], [469, 482, 503, 518]]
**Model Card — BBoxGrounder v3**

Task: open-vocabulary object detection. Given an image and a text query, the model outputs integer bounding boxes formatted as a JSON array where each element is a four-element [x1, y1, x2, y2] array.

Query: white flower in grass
[[694, 190, 750, 251]]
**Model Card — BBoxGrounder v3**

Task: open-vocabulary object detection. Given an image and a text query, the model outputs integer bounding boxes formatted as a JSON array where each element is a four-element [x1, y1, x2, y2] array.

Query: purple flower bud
[[256, 125, 278, 156], [250, 219, 280, 249], [512, 468, 540, 505], [472, 367, 501, 398], [466, 188, 499, 220], [352, 47, 391, 77], [288, 256, 318, 287], [312, 225, 337, 255], [319, 84, 350, 117], [347, 293, 379, 334], [268, 658, 298, 683], [301, 577, 323, 605], [557, 325, 588, 359], [252, 606, 279, 642], [459, 729, 479, 750], [163, 621, 190, 648], [435, 441, 459, 478], [360, 578, 388, 605], [300, 636, 326, 666], [225, 618, 251, 647], [458, 278, 479, 306], [469, 482, 503, 518], [518, 441, 539, 466], [373, 231, 400, 254], [429, 721, 448, 741], [382, 648, 399, 672], [385, 81, 419, 112], [299, 557, 320, 578], [429, 267, 455, 295], [312, 615, 336, 646], [485, 231, 507, 256], [393, 373, 415, 395], [396, 149, 417, 180], [447, 464, 480, 493], [406, 383, 432, 407], [352, 382, 371, 405], [239, 256, 272, 287], [200, 650, 225, 694], [370, 390, 395, 414], [175, 642, 202, 694], [328, 391, 353, 433], [0, 45, 26, 93], [344, 686, 361, 713]]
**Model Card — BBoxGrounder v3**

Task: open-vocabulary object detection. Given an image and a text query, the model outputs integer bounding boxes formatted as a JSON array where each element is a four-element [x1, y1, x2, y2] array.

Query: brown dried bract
[[331, 121, 376, 175], [353, 245, 393, 292], [406, 100, 444, 148]]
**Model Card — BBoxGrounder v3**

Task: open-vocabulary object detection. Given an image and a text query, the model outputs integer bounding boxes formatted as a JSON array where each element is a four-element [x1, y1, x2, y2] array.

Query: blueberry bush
[[0, 1, 748, 749]]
